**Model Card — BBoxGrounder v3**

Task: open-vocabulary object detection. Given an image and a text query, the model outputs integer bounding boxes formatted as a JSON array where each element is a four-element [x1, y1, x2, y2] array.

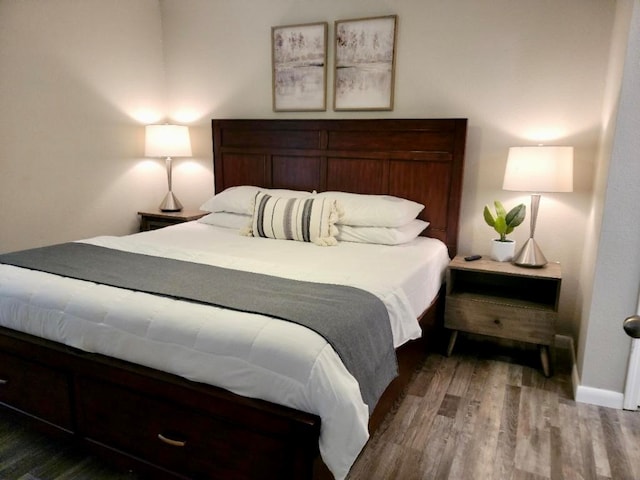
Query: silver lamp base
[[513, 237, 547, 268], [160, 191, 183, 212]]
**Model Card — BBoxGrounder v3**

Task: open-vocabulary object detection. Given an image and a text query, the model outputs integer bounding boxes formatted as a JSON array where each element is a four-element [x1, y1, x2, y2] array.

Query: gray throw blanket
[[0, 242, 398, 412]]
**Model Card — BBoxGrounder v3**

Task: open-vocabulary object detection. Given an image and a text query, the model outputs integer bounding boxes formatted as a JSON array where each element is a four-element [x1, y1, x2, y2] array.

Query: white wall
[[160, 0, 615, 342], [578, 0, 640, 397], [0, 0, 629, 394], [0, 0, 165, 252]]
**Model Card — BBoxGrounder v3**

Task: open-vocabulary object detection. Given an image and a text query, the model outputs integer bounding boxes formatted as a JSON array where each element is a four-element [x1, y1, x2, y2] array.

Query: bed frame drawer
[[0, 351, 73, 430], [76, 376, 309, 480]]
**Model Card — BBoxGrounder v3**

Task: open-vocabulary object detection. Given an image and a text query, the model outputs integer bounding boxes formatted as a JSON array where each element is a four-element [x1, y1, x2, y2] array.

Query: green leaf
[[483, 205, 495, 227], [494, 201, 507, 219], [494, 216, 507, 236], [505, 203, 526, 228]]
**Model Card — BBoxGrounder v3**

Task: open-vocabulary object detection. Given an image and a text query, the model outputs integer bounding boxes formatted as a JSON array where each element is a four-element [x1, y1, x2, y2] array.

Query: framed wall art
[[334, 15, 397, 111], [272, 22, 328, 112]]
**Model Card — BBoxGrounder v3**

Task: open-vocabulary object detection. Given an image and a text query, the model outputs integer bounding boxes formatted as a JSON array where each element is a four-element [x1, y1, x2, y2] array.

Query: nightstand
[[444, 255, 561, 377], [138, 210, 207, 232]]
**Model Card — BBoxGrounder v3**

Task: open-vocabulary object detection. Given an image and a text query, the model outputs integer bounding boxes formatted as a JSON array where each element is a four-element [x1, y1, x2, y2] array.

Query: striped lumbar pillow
[[246, 192, 340, 246]]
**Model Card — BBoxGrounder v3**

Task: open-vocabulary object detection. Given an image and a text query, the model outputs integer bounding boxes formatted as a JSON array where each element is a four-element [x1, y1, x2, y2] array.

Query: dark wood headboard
[[212, 118, 467, 256]]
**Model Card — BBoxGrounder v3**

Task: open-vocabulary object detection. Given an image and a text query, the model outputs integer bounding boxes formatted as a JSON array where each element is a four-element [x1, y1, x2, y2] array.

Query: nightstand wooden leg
[[446, 330, 458, 357], [539, 345, 551, 377]]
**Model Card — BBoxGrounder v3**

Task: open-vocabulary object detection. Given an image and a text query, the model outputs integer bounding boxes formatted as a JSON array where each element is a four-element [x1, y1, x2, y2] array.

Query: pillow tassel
[[241, 192, 258, 237], [313, 236, 338, 247], [328, 200, 343, 238], [240, 225, 253, 237]]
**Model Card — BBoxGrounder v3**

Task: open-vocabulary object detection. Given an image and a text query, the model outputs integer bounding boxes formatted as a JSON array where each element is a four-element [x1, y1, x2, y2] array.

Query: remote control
[[464, 255, 482, 261]]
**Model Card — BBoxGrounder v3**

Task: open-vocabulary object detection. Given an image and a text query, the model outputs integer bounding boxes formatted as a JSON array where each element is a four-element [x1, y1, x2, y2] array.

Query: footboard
[[0, 289, 442, 479], [0, 327, 321, 480]]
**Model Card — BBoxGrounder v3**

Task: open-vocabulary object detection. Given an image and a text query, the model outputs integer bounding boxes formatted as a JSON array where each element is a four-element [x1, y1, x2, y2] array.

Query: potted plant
[[483, 201, 526, 261]]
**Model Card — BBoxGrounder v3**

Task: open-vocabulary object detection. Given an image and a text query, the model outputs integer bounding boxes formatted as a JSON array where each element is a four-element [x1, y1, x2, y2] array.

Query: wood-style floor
[[348, 337, 640, 480], [1, 337, 639, 480], [0, 410, 136, 480]]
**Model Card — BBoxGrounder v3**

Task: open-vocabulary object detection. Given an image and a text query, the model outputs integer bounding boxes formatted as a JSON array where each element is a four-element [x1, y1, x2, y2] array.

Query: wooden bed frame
[[0, 118, 466, 480]]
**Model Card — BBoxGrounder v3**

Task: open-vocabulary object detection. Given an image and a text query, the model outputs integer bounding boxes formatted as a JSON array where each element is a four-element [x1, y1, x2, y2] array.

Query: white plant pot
[[491, 239, 516, 262]]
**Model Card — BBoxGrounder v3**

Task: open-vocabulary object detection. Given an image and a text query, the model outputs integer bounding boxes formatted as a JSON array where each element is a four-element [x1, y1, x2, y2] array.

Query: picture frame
[[333, 15, 398, 111], [272, 22, 328, 112]]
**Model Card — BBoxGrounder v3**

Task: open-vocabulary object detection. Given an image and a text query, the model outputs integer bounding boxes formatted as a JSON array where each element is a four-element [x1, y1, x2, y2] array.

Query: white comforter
[[0, 222, 450, 479]]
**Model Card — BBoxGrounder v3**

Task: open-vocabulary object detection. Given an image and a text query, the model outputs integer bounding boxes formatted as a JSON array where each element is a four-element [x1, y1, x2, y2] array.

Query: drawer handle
[[0, 379, 7, 386], [493, 319, 501, 325], [158, 433, 187, 448]]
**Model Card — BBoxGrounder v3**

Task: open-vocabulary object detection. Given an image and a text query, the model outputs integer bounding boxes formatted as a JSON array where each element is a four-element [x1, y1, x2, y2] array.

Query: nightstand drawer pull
[[158, 433, 187, 447], [0, 378, 7, 386], [494, 318, 501, 325]]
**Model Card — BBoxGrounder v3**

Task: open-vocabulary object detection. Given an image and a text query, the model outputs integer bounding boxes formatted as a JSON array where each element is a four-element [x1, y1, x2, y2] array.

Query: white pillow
[[316, 191, 424, 227], [198, 212, 251, 230], [337, 219, 429, 245], [200, 186, 312, 214], [245, 192, 340, 246]]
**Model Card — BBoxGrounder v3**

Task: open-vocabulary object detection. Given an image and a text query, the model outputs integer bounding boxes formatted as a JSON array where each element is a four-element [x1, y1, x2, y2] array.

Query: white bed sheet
[[0, 222, 450, 479]]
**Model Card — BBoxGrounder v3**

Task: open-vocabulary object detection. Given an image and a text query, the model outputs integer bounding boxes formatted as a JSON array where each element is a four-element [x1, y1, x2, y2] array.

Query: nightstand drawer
[[444, 295, 556, 345]]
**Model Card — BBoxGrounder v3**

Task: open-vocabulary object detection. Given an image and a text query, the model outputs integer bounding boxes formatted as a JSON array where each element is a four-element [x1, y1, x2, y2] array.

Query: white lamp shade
[[503, 146, 573, 192], [145, 124, 192, 158]]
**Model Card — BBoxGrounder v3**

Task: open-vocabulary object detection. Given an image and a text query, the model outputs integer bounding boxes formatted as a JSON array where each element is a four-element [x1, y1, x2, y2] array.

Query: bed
[[0, 118, 467, 480]]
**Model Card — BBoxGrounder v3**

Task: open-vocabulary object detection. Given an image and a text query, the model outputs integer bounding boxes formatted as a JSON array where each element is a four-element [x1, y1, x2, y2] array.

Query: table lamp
[[502, 145, 573, 267], [145, 124, 192, 212]]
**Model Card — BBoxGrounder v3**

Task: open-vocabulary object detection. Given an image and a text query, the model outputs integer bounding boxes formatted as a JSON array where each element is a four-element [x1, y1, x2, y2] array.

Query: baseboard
[[555, 334, 581, 402], [559, 334, 626, 409], [575, 385, 625, 409]]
